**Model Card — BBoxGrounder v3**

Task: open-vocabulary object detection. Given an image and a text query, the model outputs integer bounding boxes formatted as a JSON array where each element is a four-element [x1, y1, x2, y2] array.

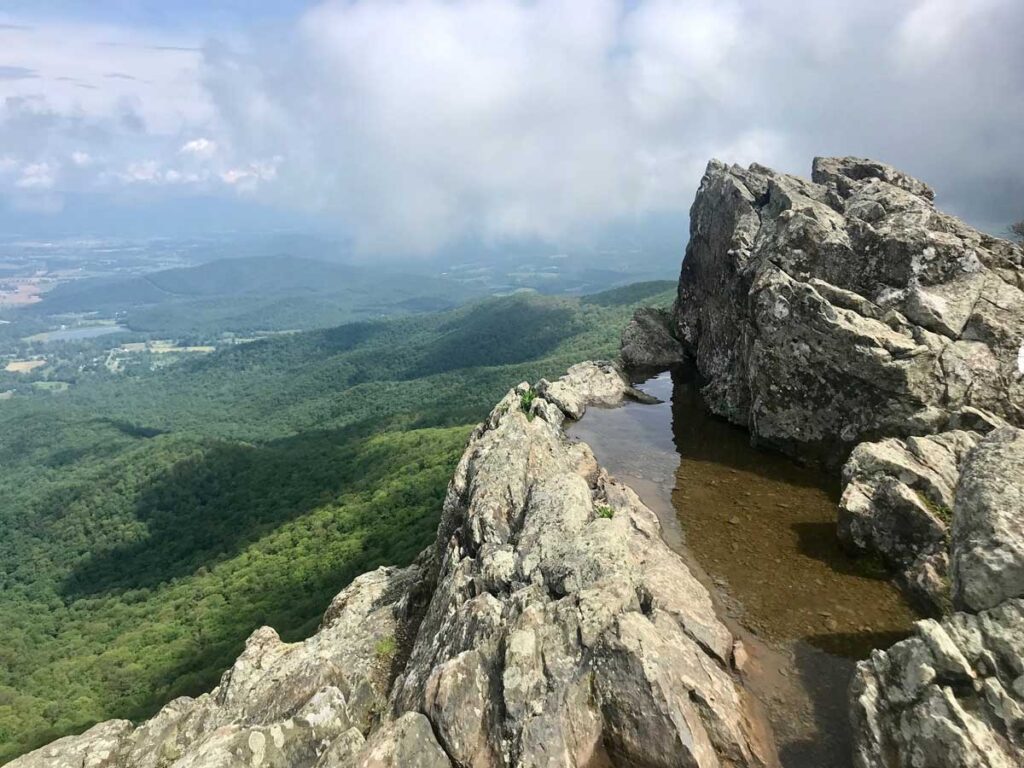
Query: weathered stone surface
[[6, 720, 133, 768], [391, 361, 771, 767], [838, 430, 980, 613], [356, 713, 452, 768], [620, 307, 685, 368], [845, 426, 1024, 765], [12, 362, 772, 768], [673, 157, 1024, 465], [536, 360, 652, 420], [952, 427, 1024, 612], [9, 565, 422, 768], [851, 599, 1024, 768]]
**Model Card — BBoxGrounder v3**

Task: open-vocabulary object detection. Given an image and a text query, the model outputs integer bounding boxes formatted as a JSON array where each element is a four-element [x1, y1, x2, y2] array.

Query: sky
[[0, 0, 1022, 255]]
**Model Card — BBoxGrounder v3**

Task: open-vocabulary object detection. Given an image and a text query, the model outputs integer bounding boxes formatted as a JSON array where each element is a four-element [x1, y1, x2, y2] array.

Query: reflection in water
[[569, 364, 920, 768]]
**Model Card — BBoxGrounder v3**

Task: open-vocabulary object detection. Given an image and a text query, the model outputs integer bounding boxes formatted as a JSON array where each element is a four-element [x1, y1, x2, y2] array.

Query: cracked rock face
[[847, 425, 1024, 767], [851, 599, 1024, 768], [674, 157, 1024, 466], [391, 363, 771, 768], [838, 429, 981, 614], [951, 427, 1024, 613], [11, 363, 772, 768], [10, 560, 427, 768], [839, 424, 1024, 616]]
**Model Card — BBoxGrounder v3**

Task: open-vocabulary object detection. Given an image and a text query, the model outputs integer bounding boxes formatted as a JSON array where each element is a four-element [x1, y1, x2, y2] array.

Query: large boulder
[[838, 429, 981, 613], [848, 426, 1024, 767], [674, 157, 1024, 465], [838, 424, 1024, 615], [390, 363, 772, 767], [620, 307, 685, 368], [11, 363, 774, 768]]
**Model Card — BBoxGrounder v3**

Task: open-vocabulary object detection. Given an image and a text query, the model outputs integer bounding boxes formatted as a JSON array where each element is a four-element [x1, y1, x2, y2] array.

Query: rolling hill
[[0, 282, 673, 762]]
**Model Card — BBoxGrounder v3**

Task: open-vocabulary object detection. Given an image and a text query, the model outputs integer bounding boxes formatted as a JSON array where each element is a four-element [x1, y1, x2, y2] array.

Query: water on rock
[[570, 365, 920, 768]]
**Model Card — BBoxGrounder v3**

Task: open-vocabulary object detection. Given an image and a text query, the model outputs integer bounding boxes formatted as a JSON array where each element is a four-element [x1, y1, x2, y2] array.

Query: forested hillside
[[27, 256, 483, 337], [0, 283, 673, 762]]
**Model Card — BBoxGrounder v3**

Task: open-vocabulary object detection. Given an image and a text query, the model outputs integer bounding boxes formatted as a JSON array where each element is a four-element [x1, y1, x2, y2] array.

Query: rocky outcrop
[[838, 429, 979, 613], [535, 360, 657, 421], [11, 563, 429, 768], [673, 156, 1024, 466], [951, 427, 1024, 613], [839, 424, 1024, 613], [851, 599, 1024, 768], [12, 362, 772, 768], [620, 307, 685, 369], [847, 425, 1024, 767]]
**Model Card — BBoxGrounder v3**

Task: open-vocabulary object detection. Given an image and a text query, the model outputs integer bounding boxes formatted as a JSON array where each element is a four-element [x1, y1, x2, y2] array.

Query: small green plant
[[375, 635, 397, 660], [520, 388, 538, 420], [596, 505, 615, 519], [915, 490, 952, 524], [520, 388, 537, 412]]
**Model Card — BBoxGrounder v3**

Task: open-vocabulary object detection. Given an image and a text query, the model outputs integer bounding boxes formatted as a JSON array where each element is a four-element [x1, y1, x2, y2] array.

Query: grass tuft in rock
[[520, 388, 538, 420], [915, 489, 952, 525], [375, 635, 397, 660], [596, 505, 615, 519]]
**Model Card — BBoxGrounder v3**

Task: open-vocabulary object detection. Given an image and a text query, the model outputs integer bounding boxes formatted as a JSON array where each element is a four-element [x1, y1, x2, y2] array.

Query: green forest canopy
[[0, 283, 674, 762]]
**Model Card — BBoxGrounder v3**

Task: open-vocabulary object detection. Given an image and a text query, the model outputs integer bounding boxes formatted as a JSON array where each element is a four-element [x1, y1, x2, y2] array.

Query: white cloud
[[15, 162, 55, 189], [0, 1, 1021, 247], [120, 160, 162, 183], [201, 0, 1024, 254], [180, 137, 217, 158]]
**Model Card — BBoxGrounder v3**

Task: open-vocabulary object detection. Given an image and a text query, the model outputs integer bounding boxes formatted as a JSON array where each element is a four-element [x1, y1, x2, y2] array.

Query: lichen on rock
[[673, 156, 1024, 466]]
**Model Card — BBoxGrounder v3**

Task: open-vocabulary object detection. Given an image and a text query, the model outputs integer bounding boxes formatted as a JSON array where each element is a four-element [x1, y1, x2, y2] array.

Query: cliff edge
[[11, 362, 773, 768]]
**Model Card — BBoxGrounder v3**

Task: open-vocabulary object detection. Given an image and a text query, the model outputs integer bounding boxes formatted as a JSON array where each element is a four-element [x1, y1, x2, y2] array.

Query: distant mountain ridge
[[27, 255, 483, 336]]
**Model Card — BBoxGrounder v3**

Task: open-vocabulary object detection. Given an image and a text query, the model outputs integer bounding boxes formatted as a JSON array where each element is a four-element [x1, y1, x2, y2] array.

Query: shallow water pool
[[569, 365, 919, 767]]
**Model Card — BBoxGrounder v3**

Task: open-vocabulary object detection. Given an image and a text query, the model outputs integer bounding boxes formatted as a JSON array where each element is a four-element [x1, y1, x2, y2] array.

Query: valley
[[0, 282, 673, 762]]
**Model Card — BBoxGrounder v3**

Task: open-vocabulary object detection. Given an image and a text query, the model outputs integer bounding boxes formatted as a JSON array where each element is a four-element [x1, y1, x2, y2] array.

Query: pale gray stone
[[952, 428, 1024, 612], [672, 157, 1024, 465]]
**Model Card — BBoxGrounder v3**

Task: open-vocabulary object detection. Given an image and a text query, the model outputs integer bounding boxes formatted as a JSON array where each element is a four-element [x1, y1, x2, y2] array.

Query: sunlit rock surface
[[674, 156, 1024, 466]]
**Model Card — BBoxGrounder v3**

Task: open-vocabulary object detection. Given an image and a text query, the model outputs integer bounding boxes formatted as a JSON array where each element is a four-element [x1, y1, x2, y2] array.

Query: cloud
[[0, 65, 38, 80], [15, 162, 55, 189], [180, 137, 217, 158], [0, 1, 1021, 249], [201, 0, 1024, 254]]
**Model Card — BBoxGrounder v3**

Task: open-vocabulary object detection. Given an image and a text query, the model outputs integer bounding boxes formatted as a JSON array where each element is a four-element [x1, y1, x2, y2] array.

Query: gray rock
[[952, 427, 1024, 612], [356, 713, 452, 768], [672, 157, 1024, 465], [536, 360, 634, 419], [9, 565, 421, 768], [5, 720, 133, 768], [851, 599, 1024, 768], [838, 430, 980, 612], [390, 366, 772, 767], [620, 307, 685, 368]]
